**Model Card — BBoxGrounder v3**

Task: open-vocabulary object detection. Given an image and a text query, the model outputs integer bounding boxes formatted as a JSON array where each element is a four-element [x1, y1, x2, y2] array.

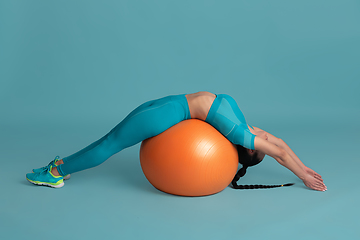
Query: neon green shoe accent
[[26, 177, 64, 187], [26, 165, 64, 188], [32, 156, 71, 180], [49, 166, 62, 179]]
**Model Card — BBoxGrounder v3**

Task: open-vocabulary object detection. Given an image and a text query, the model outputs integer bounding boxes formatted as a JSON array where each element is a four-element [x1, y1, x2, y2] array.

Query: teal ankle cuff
[[57, 165, 66, 176]]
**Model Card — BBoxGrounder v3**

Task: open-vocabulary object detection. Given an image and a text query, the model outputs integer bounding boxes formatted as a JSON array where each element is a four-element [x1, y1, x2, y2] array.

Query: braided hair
[[231, 145, 294, 189]]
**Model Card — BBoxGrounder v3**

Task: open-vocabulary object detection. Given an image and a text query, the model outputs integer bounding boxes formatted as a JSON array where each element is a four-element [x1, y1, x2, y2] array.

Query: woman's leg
[[56, 95, 190, 176], [58, 99, 158, 162]]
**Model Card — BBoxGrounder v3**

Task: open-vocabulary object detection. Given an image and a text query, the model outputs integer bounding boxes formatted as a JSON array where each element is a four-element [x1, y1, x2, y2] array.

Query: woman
[[26, 91, 326, 191]]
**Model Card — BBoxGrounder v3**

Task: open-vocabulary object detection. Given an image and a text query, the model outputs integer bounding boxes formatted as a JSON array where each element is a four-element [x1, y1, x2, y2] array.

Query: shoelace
[[34, 156, 61, 177], [39, 156, 60, 171], [38, 164, 51, 175]]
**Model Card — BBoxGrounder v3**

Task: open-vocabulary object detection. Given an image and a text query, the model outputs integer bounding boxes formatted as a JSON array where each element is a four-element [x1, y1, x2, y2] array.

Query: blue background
[[1, 1, 359, 239]]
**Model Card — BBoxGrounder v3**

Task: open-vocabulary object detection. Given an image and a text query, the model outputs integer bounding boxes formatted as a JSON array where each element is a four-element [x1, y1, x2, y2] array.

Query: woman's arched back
[[185, 91, 216, 121]]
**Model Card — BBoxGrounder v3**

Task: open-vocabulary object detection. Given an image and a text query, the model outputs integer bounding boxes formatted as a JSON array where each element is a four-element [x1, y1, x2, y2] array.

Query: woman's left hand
[[303, 166, 326, 191]]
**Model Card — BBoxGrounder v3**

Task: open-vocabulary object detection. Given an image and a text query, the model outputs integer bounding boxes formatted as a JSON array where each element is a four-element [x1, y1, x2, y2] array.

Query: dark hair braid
[[232, 145, 294, 190]]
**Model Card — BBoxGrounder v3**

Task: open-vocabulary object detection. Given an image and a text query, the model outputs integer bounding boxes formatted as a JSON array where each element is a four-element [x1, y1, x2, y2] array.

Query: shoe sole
[[63, 174, 71, 180], [26, 177, 64, 188]]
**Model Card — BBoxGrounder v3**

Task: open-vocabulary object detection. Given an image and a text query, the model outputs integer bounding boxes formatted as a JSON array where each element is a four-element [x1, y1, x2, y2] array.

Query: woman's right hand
[[303, 172, 327, 191], [304, 166, 323, 181]]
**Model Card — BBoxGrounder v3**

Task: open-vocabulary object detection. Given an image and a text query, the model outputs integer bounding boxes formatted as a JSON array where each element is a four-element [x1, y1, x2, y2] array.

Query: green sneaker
[[26, 165, 64, 188], [32, 156, 71, 180]]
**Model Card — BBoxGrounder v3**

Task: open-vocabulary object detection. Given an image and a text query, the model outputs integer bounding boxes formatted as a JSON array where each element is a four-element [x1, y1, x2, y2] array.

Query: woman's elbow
[[275, 137, 286, 147], [275, 148, 287, 165]]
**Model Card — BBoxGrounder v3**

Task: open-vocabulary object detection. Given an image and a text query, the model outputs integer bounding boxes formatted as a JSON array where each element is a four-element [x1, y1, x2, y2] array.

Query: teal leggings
[[57, 94, 191, 176]]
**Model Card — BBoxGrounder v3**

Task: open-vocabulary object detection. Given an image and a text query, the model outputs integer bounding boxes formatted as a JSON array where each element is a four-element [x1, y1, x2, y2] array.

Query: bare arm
[[253, 136, 306, 180], [251, 126, 324, 182], [251, 126, 306, 169], [253, 136, 326, 191]]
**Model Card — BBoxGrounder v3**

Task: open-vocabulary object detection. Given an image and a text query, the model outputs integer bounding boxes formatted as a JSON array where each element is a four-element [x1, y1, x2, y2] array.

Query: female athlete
[[26, 91, 326, 191]]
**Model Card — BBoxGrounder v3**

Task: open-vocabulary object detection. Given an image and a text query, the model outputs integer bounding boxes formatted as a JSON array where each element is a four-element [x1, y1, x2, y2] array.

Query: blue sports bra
[[205, 94, 256, 150]]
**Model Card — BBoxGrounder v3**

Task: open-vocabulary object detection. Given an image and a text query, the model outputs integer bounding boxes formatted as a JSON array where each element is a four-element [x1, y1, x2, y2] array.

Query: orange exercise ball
[[139, 119, 239, 197]]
